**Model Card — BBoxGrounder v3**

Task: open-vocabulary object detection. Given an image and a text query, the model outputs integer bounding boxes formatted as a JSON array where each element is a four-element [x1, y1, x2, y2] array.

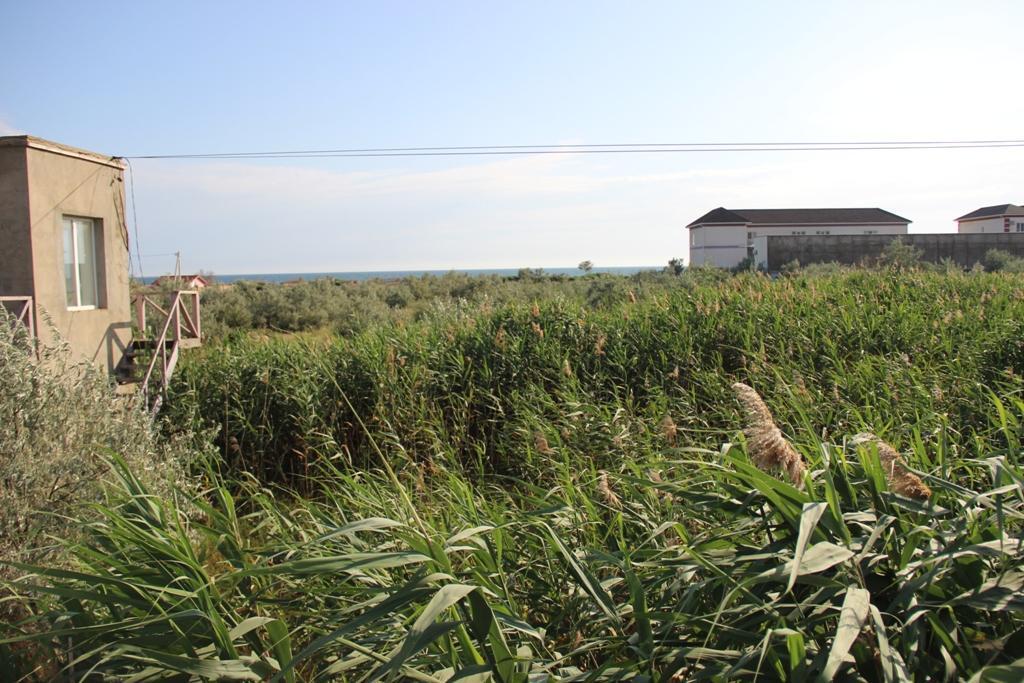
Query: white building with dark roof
[[686, 207, 911, 268], [956, 204, 1024, 234]]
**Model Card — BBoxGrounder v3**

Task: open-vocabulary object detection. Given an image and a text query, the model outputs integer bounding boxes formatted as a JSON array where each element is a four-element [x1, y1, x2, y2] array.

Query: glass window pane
[[75, 219, 97, 307], [63, 218, 77, 307]]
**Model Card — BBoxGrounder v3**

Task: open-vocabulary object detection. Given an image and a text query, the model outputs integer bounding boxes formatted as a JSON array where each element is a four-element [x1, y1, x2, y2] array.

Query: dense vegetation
[[0, 323, 191, 575], [4, 268, 1024, 681], [195, 268, 712, 339]]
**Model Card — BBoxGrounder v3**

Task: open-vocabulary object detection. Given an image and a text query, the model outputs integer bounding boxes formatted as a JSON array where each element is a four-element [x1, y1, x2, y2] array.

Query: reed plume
[[660, 415, 678, 446], [534, 432, 553, 455], [731, 382, 806, 487], [648, 469, 675, 503], [850, 433, 932, 499], [597, 471, 622, 508]]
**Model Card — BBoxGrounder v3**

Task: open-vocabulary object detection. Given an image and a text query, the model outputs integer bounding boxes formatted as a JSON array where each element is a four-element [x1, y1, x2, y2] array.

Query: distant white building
[[686, 207, 912, 269], [956, 204, 1024, 234], [152, 274, 210, 290]]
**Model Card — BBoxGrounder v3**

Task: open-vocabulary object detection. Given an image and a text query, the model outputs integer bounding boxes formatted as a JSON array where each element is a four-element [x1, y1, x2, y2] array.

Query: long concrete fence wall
[[764, 233, 1024, 270]]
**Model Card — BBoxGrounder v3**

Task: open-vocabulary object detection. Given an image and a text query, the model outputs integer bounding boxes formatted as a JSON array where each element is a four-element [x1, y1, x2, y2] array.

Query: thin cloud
[[135, 153, 777, 204], [130, 147, 1023, 272], [0, 119, 23, 136]]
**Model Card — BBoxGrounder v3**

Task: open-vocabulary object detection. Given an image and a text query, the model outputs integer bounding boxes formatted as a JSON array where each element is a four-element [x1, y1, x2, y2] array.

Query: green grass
[[3, 269, 1024, 681]]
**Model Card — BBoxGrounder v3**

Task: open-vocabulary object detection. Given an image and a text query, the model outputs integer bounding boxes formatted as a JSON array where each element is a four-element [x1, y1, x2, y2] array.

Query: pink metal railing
[[1, 295, 36, 341], [131, 290, 201, 414]]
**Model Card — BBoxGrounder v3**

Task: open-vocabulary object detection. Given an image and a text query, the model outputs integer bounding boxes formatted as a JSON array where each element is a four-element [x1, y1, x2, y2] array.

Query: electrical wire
[[125, 139, 1024, 160], [124, 159, 145, 280]]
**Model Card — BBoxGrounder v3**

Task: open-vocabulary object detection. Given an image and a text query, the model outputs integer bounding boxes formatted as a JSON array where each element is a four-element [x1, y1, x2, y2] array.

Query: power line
[[124, 159, 145, 280], [125, 139, 1024, 160]]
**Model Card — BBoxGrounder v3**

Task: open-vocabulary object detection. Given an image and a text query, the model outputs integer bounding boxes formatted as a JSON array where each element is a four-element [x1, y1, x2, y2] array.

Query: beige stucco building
[[0, 135, 132, 373]]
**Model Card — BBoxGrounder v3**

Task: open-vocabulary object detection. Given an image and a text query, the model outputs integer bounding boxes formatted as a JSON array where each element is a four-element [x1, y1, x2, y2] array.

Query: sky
[[1, 1, 1022, 275]]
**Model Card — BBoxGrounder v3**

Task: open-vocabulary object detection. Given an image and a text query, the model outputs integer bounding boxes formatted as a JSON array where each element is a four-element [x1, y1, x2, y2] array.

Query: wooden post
[[171, 293, 181, 342], [25, 297, 35, 341], [135, 295, 146, 337], [191, 291, 201, 341]]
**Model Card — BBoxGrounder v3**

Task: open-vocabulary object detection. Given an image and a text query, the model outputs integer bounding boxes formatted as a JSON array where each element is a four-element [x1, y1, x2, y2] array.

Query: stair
[[126, 289, 202, 416], [115, 338, 181, 412]]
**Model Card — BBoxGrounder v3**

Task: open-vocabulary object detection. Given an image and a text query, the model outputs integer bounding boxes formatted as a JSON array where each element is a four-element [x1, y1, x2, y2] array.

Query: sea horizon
[[142, 265, 662, 285]]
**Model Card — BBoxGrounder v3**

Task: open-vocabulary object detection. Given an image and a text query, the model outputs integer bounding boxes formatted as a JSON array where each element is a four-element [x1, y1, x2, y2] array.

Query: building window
[[815, 230, 830, 235], [1017, 222, 1024, 233], [63, 216, 100, 309], [748, 231, 756, 238], [865, 230, 878, 235], [791, 230, 806, 236]]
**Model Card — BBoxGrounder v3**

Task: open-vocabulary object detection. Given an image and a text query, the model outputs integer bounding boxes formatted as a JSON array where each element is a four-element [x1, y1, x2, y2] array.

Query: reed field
[[3, 268, 1024, 681]]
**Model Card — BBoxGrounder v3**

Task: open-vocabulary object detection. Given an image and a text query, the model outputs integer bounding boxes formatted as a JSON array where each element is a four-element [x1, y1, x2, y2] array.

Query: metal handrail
[[131, 289, 201, 414]]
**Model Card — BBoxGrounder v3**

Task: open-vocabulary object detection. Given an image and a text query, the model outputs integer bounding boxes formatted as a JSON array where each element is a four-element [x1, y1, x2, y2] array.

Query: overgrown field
[[4, 269, 1024, 681]]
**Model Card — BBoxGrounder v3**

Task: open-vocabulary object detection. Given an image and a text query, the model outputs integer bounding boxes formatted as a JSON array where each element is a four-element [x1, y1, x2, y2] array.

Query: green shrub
[[0, 320, 193, 577], [982, 248, 1024, 273], [877, 238, 922, 270]]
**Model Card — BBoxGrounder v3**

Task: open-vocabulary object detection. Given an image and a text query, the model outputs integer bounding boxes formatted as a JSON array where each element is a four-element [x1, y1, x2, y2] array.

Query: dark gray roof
[[687, 207, 911, 228], [956, 204, 1024, 221], [686, 207, 749, 227]]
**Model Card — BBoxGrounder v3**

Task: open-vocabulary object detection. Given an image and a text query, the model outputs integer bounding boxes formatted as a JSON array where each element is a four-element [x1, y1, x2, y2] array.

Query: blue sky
[[2, 1, 1022, 274]]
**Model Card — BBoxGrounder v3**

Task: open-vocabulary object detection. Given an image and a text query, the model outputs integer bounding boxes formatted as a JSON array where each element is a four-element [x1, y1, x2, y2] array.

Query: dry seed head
[[594, 333, 607, 356], [531, 302, 541, 318], [494, 326, 507, 349], [668, 365, 680, 382], [562, 358, 573, 377], [414, 465, 427, 496], [627, 290, 637, 304], [597, 471, 622, 508], [731, 382, 807, 488], [648, 469, 674, 503], [534, 432, 553, 454], [531, 321, 544, 338], [660, 415, 678, 446], [851, 433, 932, 500]]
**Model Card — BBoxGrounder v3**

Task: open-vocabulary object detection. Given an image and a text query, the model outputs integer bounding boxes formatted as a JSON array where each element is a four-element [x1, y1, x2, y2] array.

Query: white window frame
[[64, 216, 99, 310], [1016, 222, 1024, 233]]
